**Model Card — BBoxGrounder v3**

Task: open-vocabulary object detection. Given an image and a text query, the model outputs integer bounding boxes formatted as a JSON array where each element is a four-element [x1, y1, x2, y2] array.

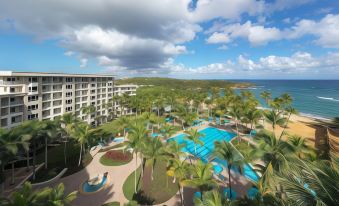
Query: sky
[[0, 0, 339, 79]]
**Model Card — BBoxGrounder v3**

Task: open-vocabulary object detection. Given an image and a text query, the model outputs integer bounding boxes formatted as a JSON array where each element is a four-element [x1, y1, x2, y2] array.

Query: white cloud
[[206, 32, 231, 44], [206, 21, 282, 46], [206, 14, 339, 48], [64, 51, 74, 56], [287, 14, 339, 48], [79, 58, 88, 68]]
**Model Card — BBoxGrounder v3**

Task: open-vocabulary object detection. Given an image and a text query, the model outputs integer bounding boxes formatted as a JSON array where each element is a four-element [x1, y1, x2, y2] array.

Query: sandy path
[[45, 149, 140, 206]]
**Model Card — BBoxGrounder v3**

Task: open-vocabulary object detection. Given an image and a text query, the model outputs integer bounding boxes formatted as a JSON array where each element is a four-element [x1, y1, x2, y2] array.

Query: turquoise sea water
[[233, 80, 339, 119]]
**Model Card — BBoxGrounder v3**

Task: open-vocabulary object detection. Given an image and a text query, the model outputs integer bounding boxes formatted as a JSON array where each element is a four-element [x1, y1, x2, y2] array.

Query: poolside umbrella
[[247, 187, 258, 199], [224, 188, 236, 200]]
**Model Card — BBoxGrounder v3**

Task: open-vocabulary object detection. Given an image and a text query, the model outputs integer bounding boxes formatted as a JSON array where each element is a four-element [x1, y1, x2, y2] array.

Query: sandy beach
[[263, 113, 330, 149]]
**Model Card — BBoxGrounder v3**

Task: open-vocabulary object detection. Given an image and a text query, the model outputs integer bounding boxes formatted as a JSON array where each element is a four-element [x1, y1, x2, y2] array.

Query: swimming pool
[[168, 127, 259, 183], [168, 127, 236, 161]]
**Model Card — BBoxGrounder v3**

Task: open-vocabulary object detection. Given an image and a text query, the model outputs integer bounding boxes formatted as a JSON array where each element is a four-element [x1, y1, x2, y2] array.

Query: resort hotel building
[[0, 71, 137, 129]]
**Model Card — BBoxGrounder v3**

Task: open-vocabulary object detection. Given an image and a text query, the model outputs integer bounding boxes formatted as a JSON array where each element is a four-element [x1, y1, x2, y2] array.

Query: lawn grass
[[123, 166, 142, 200], [98, 142, 125, 153], [32, 141, 92, 183], [99, 150, 133, 166], [102, 202, 120, 206], [123, 160, 178, 205]]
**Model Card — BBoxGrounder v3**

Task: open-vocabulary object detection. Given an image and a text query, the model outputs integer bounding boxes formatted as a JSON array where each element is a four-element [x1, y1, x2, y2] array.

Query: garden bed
[[100, 150, 133, 166]]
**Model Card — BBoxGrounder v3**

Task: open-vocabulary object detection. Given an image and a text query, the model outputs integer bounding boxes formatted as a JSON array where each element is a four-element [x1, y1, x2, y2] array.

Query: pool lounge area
[[168, 127, 260, 184]]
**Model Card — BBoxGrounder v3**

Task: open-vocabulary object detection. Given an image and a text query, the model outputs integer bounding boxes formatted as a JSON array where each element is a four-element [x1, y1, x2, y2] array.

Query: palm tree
[[81, 105, 96, 124], [243, 109, 262, 134], [288, 135, 314, 159], [279, 107, 297, 139], [165, 141, 186, 160], [44, 182, 77, 206], [124, 123, 147, 193], [116, 116, 131, 138], [0, 182, 77, 206], [0, 128, 30, 190], [160, 124, 177, 139], [182, 160, 218, 200], [276, 155, 339, 206], [166, 158, 190, 206], [70, 122, 95, 166], [184, 129, 204, 155], [260, 91, 272, 105], [229, 105, 243, 143], [254, 131, 293, 190], [193, 190, 230, 206], [143, 137, 167, 180], [214, 141, 244, 199], [59, 113, 78, 165], [264, 110, 286, 134], [176, 105, 197, 129]]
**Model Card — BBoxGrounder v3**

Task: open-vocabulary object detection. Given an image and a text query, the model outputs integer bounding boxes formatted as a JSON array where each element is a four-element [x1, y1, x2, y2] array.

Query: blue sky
[[0, 0, 339, 79]]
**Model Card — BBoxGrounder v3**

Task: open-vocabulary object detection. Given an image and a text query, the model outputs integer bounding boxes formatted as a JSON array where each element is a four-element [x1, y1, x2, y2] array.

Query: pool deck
[[40, 146, 141, 206]]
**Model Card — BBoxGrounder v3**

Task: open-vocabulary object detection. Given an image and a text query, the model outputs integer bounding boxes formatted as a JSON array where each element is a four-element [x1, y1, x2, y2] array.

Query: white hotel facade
[[0, 71, 137, 129]]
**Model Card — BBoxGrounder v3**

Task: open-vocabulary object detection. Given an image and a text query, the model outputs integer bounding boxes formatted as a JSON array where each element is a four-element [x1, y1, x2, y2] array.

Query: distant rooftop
[[0, 71, 115, 78]]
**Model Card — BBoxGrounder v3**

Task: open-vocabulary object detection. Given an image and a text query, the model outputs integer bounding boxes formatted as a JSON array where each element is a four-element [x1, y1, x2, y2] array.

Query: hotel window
[[65, 99, 72, 104], [10, 107, 16, 113], [91, 78, 95, 81], [66, 77, 73, 82], [10, 87, 15, 93], [29, 86, 38, 92], [28, 104, 38, 111], [28, 95, 38, 102], [10, 97, 15, 102], [91, 83, 96, 87], [66, 92, 72, 97], [66, 85, 72, 89], [7, 77, 15, 82], [28, 114, 38, 120], [66, 106, 73, 112], [28, 77, 38, 82]]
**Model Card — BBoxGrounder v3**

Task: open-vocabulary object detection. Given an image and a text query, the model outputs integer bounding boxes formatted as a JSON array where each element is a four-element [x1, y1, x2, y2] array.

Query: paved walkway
[[45, 146, 140, 206]]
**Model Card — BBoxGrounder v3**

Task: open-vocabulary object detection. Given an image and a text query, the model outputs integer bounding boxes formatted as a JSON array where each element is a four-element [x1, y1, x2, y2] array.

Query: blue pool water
[[82, 176, 107, 193], [168, 127, 260, 182], [168, 127, 236, 161]]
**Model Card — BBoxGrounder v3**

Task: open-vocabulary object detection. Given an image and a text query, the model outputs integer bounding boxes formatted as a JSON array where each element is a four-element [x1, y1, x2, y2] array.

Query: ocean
[[232, 80, 339, 120]]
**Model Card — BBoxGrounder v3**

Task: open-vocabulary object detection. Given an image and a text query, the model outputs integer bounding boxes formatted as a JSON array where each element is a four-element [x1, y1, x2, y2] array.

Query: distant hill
[[116, 77, 252, 89]]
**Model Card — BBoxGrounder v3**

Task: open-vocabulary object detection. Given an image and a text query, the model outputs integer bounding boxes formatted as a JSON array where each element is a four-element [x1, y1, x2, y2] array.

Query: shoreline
[[256, 106, 332, 122]]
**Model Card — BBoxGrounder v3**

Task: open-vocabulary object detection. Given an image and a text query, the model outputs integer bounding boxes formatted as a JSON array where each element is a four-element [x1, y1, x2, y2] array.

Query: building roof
[[0, 71, 115, 78]]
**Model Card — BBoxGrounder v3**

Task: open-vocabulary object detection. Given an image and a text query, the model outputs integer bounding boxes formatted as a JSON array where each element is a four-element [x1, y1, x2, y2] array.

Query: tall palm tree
[[124, 123, 147, 193], [81, 105, 96, 124], [214, 141, 244, 199], [166, 158, 190, 206], [116, 116, 131, 138], [184, 129, 205, 155], [143, 137, 167, 180], [0, 128, 30, 190], [243, 109, 262, 134], [182, 160, 218, 200], [254, 131, 292, 190], [165, 141, 186, 160], [59, 113, 78, 165], [229, 105, 243, 143], [260, 91, 272, 105], [193, 190, 230, 206], [264, 110, 286, 134], [70, 122, 95, 166], [279, 107, 297, 139], [160, 124, 177, 139]]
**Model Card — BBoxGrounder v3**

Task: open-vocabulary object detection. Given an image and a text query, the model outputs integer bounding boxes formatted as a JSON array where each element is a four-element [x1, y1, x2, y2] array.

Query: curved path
[[45, 146, 140, 206]]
